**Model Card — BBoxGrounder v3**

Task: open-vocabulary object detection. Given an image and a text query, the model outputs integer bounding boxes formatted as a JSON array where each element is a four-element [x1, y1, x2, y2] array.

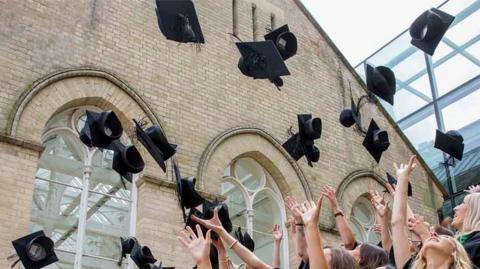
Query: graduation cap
[[387, 172, 412, 197], [134, 119, 176, 172], [362, 119, 390, 163], [264, 24, 297, 60], [235, 227, 255, 252], [130, 242, 157, 268], [434, 129, 464, 161], [236, 41, 291, 80], [203, 200, 233, 233], [410, 8, 455, 56], [283, 114, 322, 166], [143, 263, 176, 269], [80, 110, 123, 149], [173, 160, 205, 222], [366, 64, 396, 105], [339, 97, 362, 128], [109, 141, 145, 183], [155, 0, 205, 43], [11, 230, 58, 269]]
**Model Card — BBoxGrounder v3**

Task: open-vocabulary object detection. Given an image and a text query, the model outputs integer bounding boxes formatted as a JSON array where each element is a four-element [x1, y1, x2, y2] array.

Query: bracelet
[[295, 223, 305, 226], [334, 211, 344, 217], [229, 240, 238, 249]]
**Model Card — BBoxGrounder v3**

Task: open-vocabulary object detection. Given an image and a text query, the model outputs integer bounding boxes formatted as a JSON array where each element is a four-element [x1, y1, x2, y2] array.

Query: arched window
[[221, 157, 288, 266], [30, 107, 136, 269], [350, 195, 380, 244]]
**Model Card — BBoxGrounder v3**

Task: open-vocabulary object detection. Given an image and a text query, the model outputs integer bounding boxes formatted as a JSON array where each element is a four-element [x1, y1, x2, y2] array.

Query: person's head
[[327, 248, 359, 269], [452, 193, 480, 233], [440, 216, 452, 228], [411, 233, 472, 269], [432, 224, 454, 237], [358, 243, 388, 269]]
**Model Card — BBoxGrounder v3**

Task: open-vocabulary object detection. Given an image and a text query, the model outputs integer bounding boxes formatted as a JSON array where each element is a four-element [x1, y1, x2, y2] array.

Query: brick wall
[[0, 0, 444, 268]]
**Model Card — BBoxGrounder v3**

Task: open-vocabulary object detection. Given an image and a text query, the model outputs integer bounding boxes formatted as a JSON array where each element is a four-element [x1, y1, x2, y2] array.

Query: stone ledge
[[137, 173, 226, 201], [0, 133, 44, 152]]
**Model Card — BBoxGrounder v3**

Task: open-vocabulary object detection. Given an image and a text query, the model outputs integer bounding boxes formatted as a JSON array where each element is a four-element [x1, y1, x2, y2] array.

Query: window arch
[[30, 107, 136, 269], [221, 157, 288, 267], [350, 195, 380, 244]]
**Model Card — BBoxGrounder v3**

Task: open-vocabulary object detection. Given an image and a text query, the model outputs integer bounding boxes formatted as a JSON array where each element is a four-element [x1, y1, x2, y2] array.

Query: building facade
[[0, 0, 445, 268], [355, 0, 480, 217]]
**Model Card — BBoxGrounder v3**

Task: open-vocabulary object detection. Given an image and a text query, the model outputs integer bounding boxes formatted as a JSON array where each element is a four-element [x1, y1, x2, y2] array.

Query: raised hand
[[369, 189, 389, 217], [407, 215, 430, 241], [465, 184, 480, 194], [293, 197, 323, 227], [321, 186, 339, 212], [373, 223, 383, 234], [178, 225, 212, 264], [285, 196, 304, 224], [272, 224, 283, 242], [191, 207, 224, 232], [394, 155, 417, 180]]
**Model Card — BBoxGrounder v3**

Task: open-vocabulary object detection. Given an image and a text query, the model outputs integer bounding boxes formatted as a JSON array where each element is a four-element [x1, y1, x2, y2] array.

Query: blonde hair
[[462, 193, 480, 234], [410, 237, 472, 269]]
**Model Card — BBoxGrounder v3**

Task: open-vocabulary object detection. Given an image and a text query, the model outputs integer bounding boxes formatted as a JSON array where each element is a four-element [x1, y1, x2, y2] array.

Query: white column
[[74, 164, 92, 269]]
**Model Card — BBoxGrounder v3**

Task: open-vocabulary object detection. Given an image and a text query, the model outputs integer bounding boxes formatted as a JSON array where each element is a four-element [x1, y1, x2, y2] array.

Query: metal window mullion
[[73, 163, 92, 269]]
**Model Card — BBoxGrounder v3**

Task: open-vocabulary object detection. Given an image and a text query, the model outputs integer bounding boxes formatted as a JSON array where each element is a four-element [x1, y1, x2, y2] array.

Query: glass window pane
[[350, 218, 366, 243], [440, 0, 476, 16], [367, 31, 412, 68], [391, 51, 426, 82], [466, 41, 480, 60], [352, 197, 375, 226], [442, 89, 480, 131], [445, 10, 480, 45], [432, 41, 454, 63], [234, 158, 265, 191], [30, 181, 81, 257], [392, 89, 429, 120], [90, 149, 133, 197], [83, 192, 132, 262], [435, 56, 480, 96], [221, 181, 247, 230], [252, 191, 282, 266]]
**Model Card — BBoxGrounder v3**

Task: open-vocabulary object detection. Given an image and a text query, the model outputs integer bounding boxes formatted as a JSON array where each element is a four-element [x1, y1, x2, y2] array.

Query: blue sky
[[301, 0, 445, 65]]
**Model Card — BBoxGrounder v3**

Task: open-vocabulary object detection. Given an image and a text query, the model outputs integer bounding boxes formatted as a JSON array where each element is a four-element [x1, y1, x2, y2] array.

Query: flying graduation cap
[[283, 114, 322, 167], [155, 0, 205, 43], [366, 64, 396, 106], [109, 141, 145, 183], [339, 97, 362, 128], [387, 172, 412, 197], [264, 24, 297, 61], [236, 41, 291, 88], [119, 236, 137, 265], [235, 227, 255, 252], [80, 110, 123, 149], [11, 230, 58, 269], [410, 8, 455, 56], [134, 119, 177, 172], [130, 242, 157, 268], [203, 200, 233, 233], [362, 119, 390, 163], [173, 160, 205, 222], [434, 129, 464, 161]]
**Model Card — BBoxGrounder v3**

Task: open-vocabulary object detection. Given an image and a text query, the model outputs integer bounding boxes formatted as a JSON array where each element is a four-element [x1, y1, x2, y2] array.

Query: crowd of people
[[177, 155, 480, 269]]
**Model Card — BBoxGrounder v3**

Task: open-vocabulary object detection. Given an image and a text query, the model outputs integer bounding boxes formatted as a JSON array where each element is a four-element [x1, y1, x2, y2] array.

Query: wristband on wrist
[[334, 211, 344, 217], [229, 240, 238, 249], [295, 223, 305, 226]]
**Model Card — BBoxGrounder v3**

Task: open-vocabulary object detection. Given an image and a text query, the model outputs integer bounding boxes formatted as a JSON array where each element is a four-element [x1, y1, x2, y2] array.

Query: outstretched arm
[[272, 224, 283, 268], [192, 208, 272, 269], [212, 238, 229, 269], [285, 196, 309, 262], [177, 225, 213, 269], [369, 189, 392, 251], [391, 155, 417, 269], [294, 198, 329, 269], [322, 186, 356, 250]]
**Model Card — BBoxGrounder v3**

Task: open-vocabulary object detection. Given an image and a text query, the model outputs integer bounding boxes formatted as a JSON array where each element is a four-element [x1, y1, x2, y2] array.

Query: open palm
[[178, 225, 212, 264], [192, 207, 223, 232]]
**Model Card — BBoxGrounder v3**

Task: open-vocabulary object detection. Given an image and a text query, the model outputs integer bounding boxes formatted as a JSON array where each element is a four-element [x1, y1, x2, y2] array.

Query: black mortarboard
[[236, 41, 291, 80], [130, 242, 157, 268], [264, 24, 297, 60], [434, 130, 464, 161], [134, 119, 176, 172], [12, 230, 58, 269], [410, 8, 455, 56], [387, 173, 412, 196], [155, 0, 205, 43], [203, 200, 233, 233], [80, 110, 123, 149], [362, 119, 390, 163], [366, 64, 396, 105], [339, 97, 362, 128], [109, 141, 145, 183], [283, 114, 322, 166], [173, 161, 205, 222], [235, 227, 255, 252], [120, 237, 137, 260]]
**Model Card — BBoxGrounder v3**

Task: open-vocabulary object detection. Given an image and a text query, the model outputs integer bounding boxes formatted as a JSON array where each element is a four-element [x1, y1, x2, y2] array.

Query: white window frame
[[222, 157, 289, 267], [31, 107, 137, 269]]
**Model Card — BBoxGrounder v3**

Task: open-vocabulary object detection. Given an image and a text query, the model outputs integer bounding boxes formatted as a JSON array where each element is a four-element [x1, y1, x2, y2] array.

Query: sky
[[301, 0, 445, 66]]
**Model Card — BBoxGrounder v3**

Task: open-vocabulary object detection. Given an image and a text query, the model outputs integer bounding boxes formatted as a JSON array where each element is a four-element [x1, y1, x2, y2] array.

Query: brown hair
[[330, 248, 359, 269], [359, 243, 388, 269], [434, 224, 454, 237]]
